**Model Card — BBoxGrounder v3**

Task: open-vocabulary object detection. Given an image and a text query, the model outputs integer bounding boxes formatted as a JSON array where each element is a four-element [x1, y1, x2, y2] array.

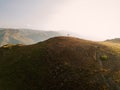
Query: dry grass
[[101, 42, 120, 55]]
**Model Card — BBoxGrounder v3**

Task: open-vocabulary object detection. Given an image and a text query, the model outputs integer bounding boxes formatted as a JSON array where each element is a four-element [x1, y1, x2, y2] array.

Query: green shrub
[[100, 55, 108, 60]]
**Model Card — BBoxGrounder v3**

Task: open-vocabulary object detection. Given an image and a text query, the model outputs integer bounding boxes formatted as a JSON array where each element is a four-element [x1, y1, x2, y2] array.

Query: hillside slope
[[0, 37, 120, 90], [0, 28, 61, 46], [101, 38, 120, 54], [106, 38, 120, 43]]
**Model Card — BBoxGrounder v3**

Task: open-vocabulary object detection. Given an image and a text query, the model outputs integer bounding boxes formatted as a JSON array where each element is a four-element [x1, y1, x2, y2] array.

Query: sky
[[0, 0, 120, 41]]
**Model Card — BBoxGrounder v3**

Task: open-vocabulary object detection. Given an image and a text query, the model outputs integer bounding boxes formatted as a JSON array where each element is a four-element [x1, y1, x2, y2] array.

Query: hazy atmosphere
[[0, 0, 120, 40], [1, 1, 120, 90]]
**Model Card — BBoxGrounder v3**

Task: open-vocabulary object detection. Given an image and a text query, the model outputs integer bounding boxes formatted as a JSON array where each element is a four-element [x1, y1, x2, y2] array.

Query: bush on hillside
[[100, 55, 108, 61]]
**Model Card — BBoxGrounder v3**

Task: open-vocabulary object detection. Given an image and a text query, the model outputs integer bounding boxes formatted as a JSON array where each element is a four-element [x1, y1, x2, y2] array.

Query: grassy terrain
[[0, 36, 120, 90], [101, 42, 120, 55]]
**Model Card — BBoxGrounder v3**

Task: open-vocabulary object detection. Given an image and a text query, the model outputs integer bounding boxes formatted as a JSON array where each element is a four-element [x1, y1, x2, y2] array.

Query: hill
[[0, 28, 61, 46], [101, 38, 120, 54], [0, 36, 120, 90], [105, 38, 120, 43]]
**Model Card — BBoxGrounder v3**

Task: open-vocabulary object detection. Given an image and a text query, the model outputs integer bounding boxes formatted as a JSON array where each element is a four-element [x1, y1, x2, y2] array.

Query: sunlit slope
[[0, 37, 120, 90], [101, 41, 120, 55]]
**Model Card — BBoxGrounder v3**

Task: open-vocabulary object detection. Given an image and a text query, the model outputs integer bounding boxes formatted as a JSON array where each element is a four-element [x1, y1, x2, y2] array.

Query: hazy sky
[[0, 0, 120, 40]]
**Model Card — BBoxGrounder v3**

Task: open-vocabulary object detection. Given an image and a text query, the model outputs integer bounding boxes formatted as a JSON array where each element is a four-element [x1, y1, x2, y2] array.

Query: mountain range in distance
[[0, 28, 120, 47], [0, 28, 63, 46]]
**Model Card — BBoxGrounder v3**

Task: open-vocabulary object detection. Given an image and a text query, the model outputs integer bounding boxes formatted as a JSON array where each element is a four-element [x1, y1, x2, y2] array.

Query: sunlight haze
[[0, 0, 120, 41]]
